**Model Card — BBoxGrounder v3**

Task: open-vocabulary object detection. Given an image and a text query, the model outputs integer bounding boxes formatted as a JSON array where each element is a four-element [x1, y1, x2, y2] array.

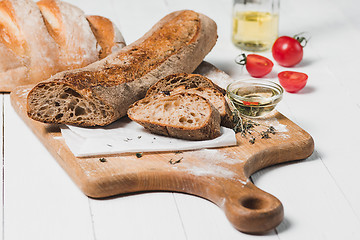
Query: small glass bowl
[[226, 79, 284, 118]]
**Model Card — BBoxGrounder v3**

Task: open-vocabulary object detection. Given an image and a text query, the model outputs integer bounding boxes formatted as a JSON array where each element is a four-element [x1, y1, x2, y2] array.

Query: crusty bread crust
[[145, 73, 226, 97], [0, 0, 124, 92], [27, 10, 218, 126], [127, 92, 221, 140], [0, 0, 59, 90], [0, 0, 26, 56], [86, 15, 126, 59], [37, 0, 98, 69]]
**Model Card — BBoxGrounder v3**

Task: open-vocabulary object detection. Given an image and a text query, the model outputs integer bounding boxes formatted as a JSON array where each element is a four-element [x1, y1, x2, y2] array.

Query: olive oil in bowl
[[227, 79, 283, 118], [232, 11, 279, 51]]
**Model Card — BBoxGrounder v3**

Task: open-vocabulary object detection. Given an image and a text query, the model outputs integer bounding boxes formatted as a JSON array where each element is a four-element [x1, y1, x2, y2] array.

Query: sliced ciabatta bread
[[127, 93, 221, 140], [27, 10, 217, 127], [145, 73, 225, 97], [171, 86, 233, 128]]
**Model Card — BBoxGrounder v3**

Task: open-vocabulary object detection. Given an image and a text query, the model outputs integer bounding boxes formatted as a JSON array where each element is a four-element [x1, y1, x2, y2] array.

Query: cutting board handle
[[222, 181, 284, 233]]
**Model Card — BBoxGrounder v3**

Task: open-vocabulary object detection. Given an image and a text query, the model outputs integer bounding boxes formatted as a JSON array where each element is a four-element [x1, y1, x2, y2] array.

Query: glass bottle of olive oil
[[232, 0, 280, 52]]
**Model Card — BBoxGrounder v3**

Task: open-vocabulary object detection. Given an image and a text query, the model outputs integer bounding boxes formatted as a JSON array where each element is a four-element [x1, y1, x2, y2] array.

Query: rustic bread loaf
[[0, 0, 124, 92], [171, 86, 234, 128], [0, 0, 60, 90], [127, 92, 221, 140], [145, 73, 225, 97], [27, 10, 218, 127]]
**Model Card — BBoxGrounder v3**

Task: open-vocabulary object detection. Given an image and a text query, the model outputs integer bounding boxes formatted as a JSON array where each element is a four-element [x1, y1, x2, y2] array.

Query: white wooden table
[[2, 0, 360, 239]]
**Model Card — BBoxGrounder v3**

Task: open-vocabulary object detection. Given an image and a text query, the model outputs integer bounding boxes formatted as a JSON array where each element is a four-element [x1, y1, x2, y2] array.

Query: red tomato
[[245, 54, 274, 78], [272, 36, 304, 67], [278, 71, 308, 93]]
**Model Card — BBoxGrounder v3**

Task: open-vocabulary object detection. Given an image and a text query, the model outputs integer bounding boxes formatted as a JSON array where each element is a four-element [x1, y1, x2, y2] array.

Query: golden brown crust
[[27, 10, 218, 126], [36, 0, 99, 70], [146, 73, 226, 97], [0, 0, 125, 93], [0, 0, 27, 56], [61, 11, 200, 90], [86, 15, 123, 59], [36, 0, 63, 45]]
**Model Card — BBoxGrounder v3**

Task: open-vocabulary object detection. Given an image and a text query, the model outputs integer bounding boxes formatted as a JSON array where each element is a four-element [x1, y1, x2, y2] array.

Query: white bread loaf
[[0, 0, 125, 92], [0, 0, 59, 90], [37, 0, 98, 69]]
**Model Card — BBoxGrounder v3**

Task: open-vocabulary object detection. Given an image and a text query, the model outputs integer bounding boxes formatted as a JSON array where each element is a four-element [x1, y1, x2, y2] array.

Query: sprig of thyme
[[231, 105, 276, 144]]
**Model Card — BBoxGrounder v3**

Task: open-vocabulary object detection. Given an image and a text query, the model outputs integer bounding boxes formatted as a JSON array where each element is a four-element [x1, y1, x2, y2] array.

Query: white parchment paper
[[60, 117, 237, 157]]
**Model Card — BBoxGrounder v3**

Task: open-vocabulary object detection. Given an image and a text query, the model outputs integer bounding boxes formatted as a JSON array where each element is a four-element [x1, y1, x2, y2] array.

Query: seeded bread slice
[[171, 86, 233, 128], [145, 73, 225, 97], [127, 93, 221, 140]]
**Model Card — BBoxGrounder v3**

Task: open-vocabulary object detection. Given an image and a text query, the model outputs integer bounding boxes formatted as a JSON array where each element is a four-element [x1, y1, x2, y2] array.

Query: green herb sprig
[[231, 105, 276, 144]]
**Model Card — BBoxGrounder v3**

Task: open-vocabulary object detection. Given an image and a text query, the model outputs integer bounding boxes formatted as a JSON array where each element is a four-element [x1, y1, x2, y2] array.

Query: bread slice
[[171, 86, 234, 128], [127, 93, 221, 140], [37, 0, 98, 69], [27, 10, 218, 127], [86, 15, 126, 59], [145, 73, 225, 97]]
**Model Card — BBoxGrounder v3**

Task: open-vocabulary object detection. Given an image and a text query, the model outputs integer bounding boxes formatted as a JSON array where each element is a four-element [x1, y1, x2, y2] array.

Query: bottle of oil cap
[[232, 0, 280, 52]]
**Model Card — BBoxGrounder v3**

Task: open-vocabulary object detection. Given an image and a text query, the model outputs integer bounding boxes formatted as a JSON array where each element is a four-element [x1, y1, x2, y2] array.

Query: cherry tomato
[[236, 54, 273, 78], [272, 36, 305, 67], [278, 71, 308, 93]]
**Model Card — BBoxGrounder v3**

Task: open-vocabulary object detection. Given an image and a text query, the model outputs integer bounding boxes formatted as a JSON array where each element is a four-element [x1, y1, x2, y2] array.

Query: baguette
[[127, 92, 221, 140], [27, 10, 218, 127]]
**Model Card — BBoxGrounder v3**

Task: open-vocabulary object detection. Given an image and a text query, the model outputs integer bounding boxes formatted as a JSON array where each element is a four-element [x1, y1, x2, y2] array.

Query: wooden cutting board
[[10, 80, 313, 234]]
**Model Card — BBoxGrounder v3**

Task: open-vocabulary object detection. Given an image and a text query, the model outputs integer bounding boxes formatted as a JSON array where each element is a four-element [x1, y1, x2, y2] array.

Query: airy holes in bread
[[27, 83, 113, 126], [128, 93, 208, 128]]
